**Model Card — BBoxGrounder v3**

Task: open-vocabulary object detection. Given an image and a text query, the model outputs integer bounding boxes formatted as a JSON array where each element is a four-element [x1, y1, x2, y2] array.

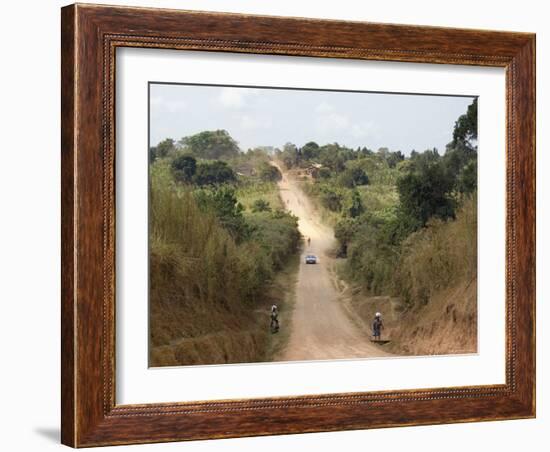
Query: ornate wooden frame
[[61, 3, 536, 447]]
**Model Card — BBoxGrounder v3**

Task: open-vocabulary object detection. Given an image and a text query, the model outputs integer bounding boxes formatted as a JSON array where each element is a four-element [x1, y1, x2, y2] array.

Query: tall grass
[[396, 195, 477, 305], [149, 170, 300, 366]]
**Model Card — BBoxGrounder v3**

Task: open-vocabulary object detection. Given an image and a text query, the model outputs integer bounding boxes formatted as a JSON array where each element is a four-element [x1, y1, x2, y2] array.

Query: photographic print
[[148, 83, 478, 367]]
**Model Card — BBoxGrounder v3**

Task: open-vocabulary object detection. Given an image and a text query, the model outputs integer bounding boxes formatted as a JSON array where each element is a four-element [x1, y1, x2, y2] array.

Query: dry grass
[[385, 277, 477, 355], [396, 195, 477, 306], [149, 170, 299, 366]]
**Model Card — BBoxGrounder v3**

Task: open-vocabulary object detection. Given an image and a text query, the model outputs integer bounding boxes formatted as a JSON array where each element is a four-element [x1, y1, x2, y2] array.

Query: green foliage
[[456, 159, 477, 193], [236, 180, 284, 212], [316, 167, 332, 180], [258, 163, 282, 182], [193, 160, 236, 186], [346, 218, 399, 294], [334, 217, 359, 256], [452, 98, 478, 150], [396, 159, 456, 228], [251, 198, 272, 213], [317, 143, 347, 171], [149, 147, 157, 164], [157, 138, 176, 158], [248, 211, 301, 271], [171, 154, 197, 183], [280, 142, 299, 168], [180, 130, 240, 159], [194, 186, 249, 241], [150, 138, 176, 162], [301, 141, 320, 160], [338, 167, 369, 188], [344, 190, 364, 218], [386, 150, 405, 168], [319, 186, 344, 212]]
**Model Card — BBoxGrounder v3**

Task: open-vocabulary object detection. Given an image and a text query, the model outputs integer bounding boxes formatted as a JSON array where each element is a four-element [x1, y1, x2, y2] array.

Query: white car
[[305, 255, 317, 264]]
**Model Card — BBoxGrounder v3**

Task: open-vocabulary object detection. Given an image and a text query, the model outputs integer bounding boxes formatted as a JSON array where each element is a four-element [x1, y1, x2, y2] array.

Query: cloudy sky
[[150, 83, 475, 155]]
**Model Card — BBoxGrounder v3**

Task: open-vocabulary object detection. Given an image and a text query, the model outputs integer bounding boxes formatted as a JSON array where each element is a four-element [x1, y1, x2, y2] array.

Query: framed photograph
[[61, 4, 535, 447]]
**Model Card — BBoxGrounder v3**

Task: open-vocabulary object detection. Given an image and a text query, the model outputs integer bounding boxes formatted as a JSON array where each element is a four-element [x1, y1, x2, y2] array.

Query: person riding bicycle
[[270, 304, 279, 332], [372, 312, 384, 341]]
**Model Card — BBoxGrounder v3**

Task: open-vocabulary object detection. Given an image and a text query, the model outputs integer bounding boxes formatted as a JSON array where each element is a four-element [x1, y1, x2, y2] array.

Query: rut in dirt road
[[274, 167, 390, 361]]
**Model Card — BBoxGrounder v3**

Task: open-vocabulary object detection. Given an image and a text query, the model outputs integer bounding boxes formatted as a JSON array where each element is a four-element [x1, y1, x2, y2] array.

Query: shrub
[[338, 167, 369, 188], [171, 154, 196, 183], [259, 163, 282, 182], [251, 199, 272, 212], [193, 160, 236, 186]]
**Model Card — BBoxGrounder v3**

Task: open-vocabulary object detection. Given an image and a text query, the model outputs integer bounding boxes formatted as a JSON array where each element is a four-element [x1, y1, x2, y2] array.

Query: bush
[[171, 154, 196, 183], [396, 160, 455, 228], [194, 186, 249, 241], [338, 167, 369, 188], [259, 163, 282, 182], [248, 211, 301, 270], [193, 160, 236, 186], [251, 199, 272, 212], [319, 187, 344, 212]]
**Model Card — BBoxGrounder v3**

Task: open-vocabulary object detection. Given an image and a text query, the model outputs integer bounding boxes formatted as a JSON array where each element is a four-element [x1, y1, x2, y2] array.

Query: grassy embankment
[[149, 150, 300, 366]]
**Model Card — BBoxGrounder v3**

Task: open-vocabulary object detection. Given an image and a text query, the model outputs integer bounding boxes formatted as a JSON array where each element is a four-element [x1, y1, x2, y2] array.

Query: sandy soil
[[274, 167, 389, 361]]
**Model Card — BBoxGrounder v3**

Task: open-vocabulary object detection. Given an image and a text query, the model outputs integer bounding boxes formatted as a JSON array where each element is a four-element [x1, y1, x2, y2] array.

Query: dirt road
[[274, 168, 389, 361]]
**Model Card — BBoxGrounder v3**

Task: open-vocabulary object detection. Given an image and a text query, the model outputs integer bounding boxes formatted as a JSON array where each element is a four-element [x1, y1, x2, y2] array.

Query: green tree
[[334, 217, 359, 257], [281, 142, 299, 168], [456, 159, 477, 194], [180, 130, 240, 159], [171, 154, 197, 183], [194, 186, 249, 241], [301, 141, 320, 160], [397, 159, 455, 228], [193, 160, 236, 186], [251, 199, 272, 213], [318, 144, 346, 172], [386, 151, 405, 169], [443, 98, 479, 194], [344, 189, 364, 218], [319, 187, 343, 212], [338, 167, 369, 188], [149, 147, 157, 164], [452, 98, 478, 151], [155, 138, 176, 158], [315, 167, 332, 180]]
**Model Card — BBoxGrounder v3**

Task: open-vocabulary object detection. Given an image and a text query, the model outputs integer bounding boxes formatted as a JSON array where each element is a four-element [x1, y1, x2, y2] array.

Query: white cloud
[[150, 96, 187, 114], [218, 88, 257, 109], [315, 101, 333, 113], [316, 112, 350, 132], [240, 114, 272, 130], [351, 121, 377, 139], [315, 102, 378, 142]]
